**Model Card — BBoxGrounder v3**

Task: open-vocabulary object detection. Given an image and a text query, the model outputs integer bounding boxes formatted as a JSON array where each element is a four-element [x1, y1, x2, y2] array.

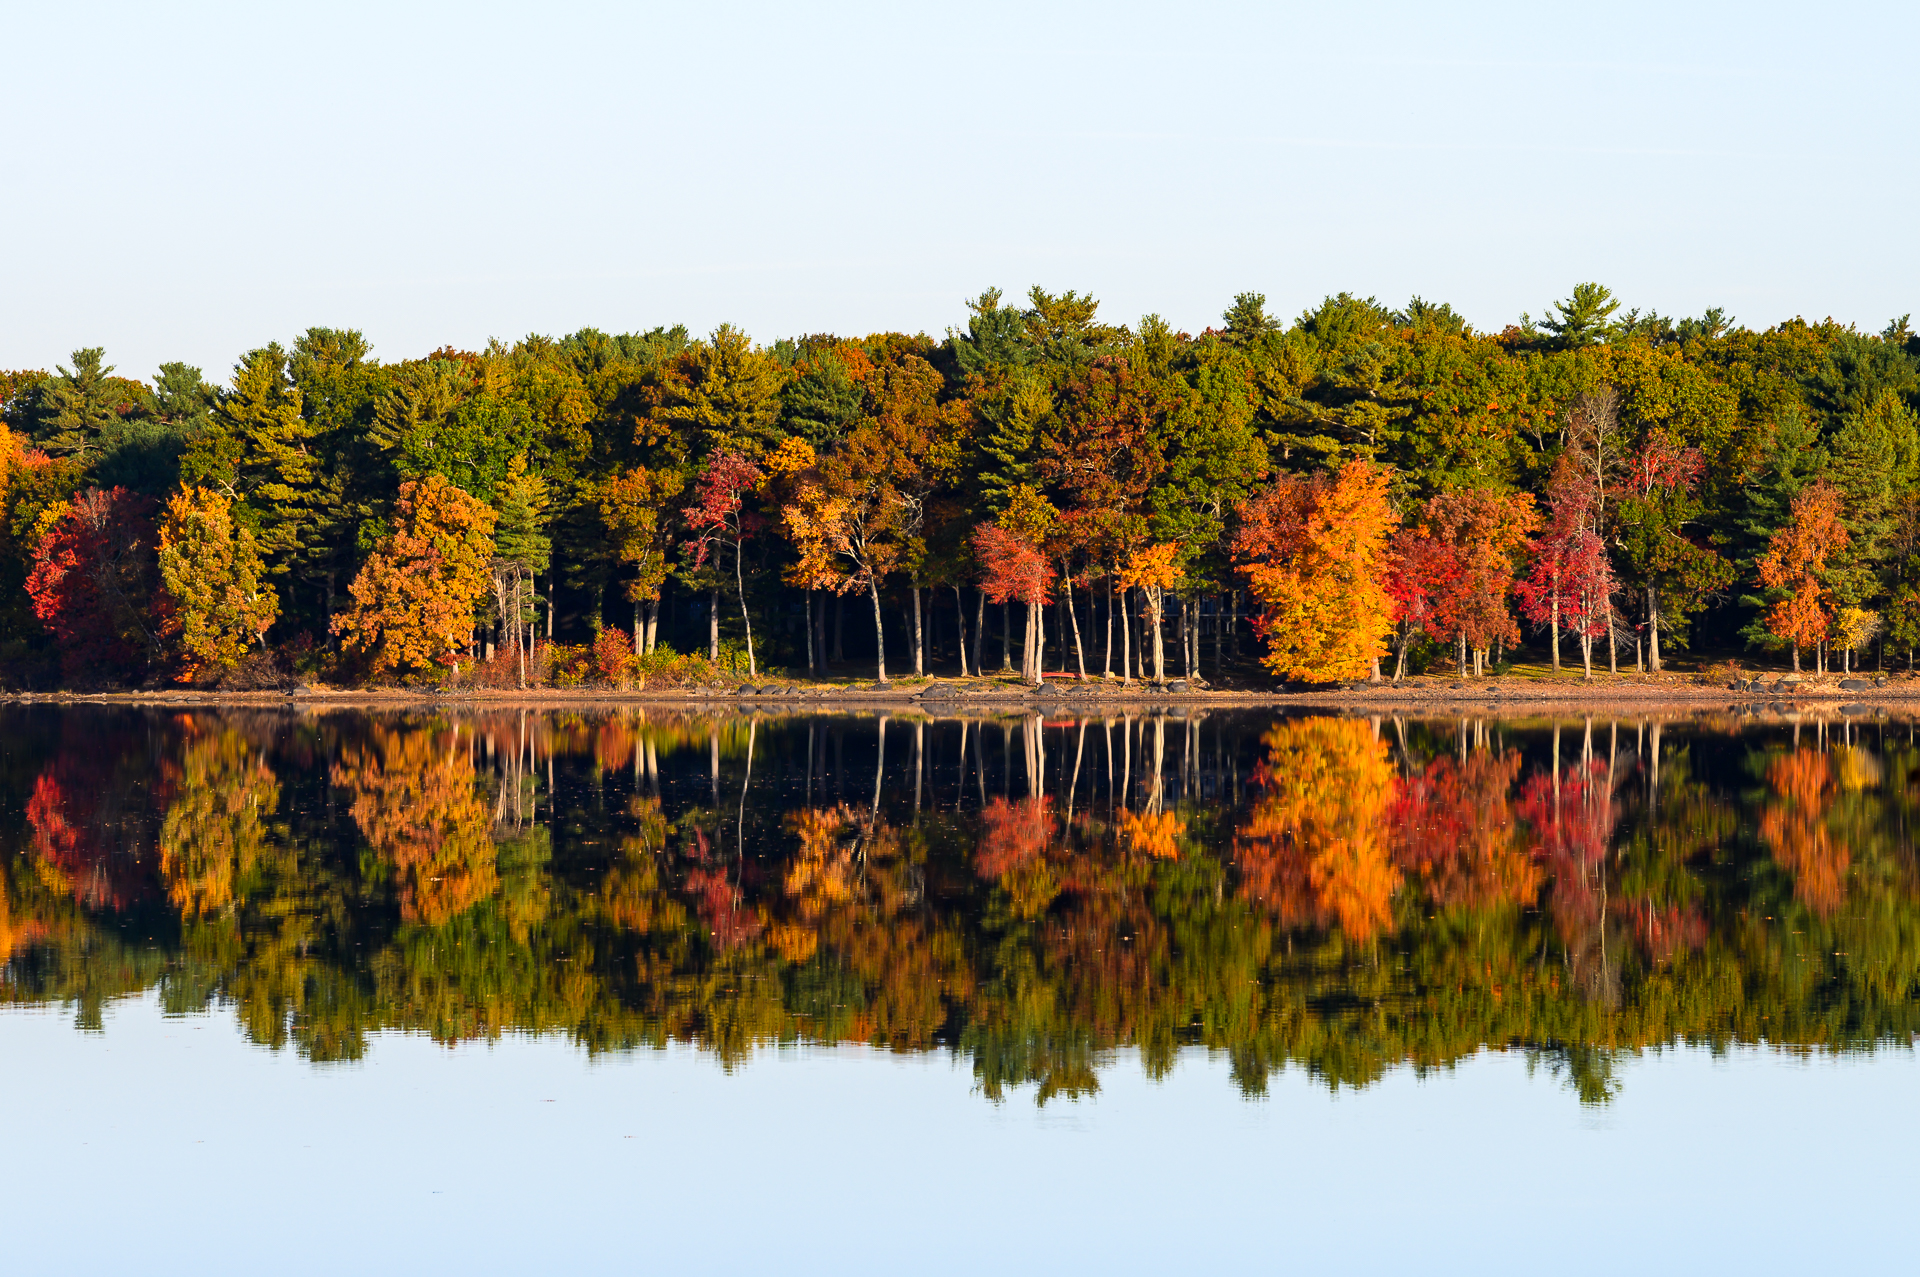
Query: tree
[[973, 521, 1055, 684], [156, 486, 279, 682], [651, 325, 787, 459], [1535, 283, 1621, 349], [1118, 542, 1182, 683], [1232, 459, 1399, 682], [1755, 482, 1848, 670], [1418, 488, 1539, 677], [25, 487, 161, 681], [1613, 429, 1733, 670], [599, 463, 685, 654], [490, 454, 551, 689], [684, 452, 766, 678], [34, 348, 127, 458], [331, 474, 496, 682]]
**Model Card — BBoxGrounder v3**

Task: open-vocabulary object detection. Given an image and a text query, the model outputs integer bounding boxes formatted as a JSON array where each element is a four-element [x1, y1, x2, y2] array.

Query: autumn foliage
[[332, 474, 496, 681], [1232, 459, 1398, 682]]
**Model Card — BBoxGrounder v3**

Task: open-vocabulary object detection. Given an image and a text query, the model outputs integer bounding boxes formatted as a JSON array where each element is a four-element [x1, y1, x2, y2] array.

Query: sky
[[2, 0, 1914, 381], [3, 995, 1915, 1273]]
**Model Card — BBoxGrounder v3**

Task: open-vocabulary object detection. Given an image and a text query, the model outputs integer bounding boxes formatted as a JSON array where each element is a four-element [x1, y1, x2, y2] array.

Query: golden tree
[[332, 474, 496, 681], [156, 486, 279, 682], [1232, 459, 1399, 682]]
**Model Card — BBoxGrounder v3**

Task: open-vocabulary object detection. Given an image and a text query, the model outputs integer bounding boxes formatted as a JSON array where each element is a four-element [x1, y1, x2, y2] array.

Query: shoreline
[[8, 670, 1920, 715]]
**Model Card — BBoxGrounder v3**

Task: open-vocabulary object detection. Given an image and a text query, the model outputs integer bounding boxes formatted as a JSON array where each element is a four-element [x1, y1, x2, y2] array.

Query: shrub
[[593, 628, 636, 688]]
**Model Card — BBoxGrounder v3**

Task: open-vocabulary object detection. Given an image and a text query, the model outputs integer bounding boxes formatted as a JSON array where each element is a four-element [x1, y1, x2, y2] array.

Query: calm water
[[2, 704, 1916, 1272]]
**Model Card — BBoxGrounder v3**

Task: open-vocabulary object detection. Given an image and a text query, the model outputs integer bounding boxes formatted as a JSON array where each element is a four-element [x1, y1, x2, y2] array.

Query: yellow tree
[[1117, 542, 1182, 684], [1756, 482, 1848, 672], [332, 474, 496, 682], [156, 486, 280, 683], [599, 464, 684, 654], [1231, 458, 1399, 682]]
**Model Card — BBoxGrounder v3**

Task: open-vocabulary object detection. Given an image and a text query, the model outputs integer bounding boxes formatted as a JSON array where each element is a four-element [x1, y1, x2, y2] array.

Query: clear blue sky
[[2, 0, 1913, 381]]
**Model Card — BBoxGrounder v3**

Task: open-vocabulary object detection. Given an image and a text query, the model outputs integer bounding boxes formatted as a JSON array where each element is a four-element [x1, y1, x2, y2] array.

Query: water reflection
[[3, 705, 1917, 1099]]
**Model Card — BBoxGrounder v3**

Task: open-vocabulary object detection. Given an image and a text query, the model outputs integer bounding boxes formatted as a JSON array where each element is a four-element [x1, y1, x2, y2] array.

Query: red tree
[[684, 452, 766, 676], [25, 486, 160, 681], [973, 522, 1055, 684]]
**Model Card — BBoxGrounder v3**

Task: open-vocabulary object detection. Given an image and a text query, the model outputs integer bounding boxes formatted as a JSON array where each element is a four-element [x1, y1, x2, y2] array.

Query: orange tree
[[1231, 459, 1398, 682], [332, 474, 496, 682], [1755, 482, 1848, 671]]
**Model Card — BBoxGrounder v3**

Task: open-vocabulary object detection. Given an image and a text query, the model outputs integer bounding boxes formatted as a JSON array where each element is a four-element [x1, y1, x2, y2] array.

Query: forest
[[3, 283, 1918, 689]]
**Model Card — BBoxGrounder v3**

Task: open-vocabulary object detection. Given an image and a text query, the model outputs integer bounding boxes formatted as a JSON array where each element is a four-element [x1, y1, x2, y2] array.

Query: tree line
[[3, 283, 1917, 688]]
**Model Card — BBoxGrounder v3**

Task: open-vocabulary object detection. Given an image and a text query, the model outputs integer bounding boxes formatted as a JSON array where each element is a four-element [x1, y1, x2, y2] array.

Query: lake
[[2, 703, 1915, 1273]]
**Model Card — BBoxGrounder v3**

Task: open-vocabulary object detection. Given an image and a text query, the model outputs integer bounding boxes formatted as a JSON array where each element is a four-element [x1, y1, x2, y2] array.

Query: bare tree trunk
[[1121, 585, 1134, 684], [952, 585, 968, 676], [972, 589, 986, 678], [547, 574, 554, 639], [645, 599, 658, 653], [1065, 575, 1087, 680], [1000, 604, 1012, 671], [1212, 592, 1222, 674], [1793, 645, 1801, 672], [1104, 576, 1114, 678], [1647, 587, 1662, 672], [1150, 588, 1165, 683], [869, 578, 888, 684], [805, 592, 815, 672], [911, 585, 924, 676], [709, 589, 720, 662], [735, 547, 756, 678], [1550, 574, 1560, 671]]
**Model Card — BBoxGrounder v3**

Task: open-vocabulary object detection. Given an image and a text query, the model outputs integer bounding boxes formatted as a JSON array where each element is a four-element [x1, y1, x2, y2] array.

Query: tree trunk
[[1103, 576, 1114, 678], [869, 577, 888, 684], [1150, 588, 1166, 683], [805, 592, 815, 672], [1457, 630, 1467, 678], [971, 588, 987, 676], [1549, 574, 1560, 671], [1229, 590, 1240, 659], [1647, 587, 1662, 672], [1065, 575, 1087, 680], [1582, 633, 1593, 677], [1212, 593, 1222, 674], [911, 585, 924, 676], [1120, 586, 1134, 684], [633, 598, 643, 663], [735, 547, 756, 678], [1000, 604, 1012, 671], [953, 584, 969, 676], [1792, 645, 1800, 672], [645, 599, 658, 653], [709, 589, 720, 662]]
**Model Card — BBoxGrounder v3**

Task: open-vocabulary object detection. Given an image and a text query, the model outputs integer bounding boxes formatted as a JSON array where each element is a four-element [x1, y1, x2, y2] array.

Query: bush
[[593, 628, 636, 688]]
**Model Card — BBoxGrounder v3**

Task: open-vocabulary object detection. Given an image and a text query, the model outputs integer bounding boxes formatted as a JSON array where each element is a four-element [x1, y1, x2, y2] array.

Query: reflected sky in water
[[2, 705, 1916, 1268]]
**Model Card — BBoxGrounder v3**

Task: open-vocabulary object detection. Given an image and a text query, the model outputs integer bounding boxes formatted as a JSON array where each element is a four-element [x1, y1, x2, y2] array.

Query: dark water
[[2, 704, 1915, 1272]]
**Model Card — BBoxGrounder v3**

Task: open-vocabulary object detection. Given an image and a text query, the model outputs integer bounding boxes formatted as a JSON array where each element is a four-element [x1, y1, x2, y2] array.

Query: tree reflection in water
[[2, 704, 1917, 1101]]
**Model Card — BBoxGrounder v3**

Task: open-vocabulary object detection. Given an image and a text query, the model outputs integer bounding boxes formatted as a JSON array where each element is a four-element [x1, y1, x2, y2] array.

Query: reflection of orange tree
[[1233, 719, 1398, 940], [157, 724, 283, 916], [331, 722, 496, 926], [773, 804, 956, 1049], [1759, 750, 1848, 918]]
